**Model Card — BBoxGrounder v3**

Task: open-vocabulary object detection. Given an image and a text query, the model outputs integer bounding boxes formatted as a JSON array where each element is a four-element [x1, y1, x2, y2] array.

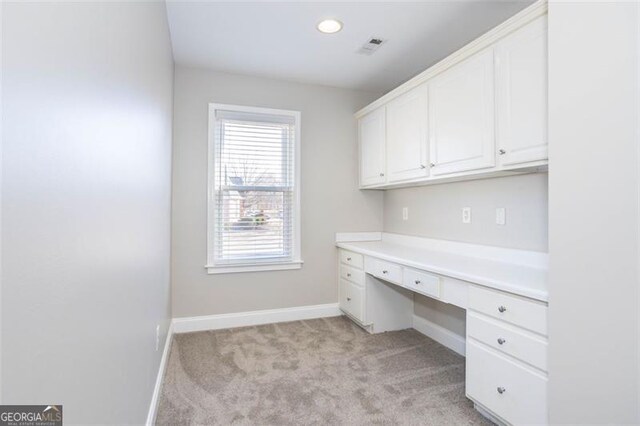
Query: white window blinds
[[210, 107, 299, 268]]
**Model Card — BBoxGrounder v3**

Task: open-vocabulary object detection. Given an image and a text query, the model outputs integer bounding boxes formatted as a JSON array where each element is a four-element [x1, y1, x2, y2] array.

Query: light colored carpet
[[156, 316, 492, 425]]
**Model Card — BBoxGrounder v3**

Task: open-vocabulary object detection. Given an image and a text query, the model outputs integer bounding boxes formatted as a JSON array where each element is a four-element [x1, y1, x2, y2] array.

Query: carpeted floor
[[155, 315, 492, 425]]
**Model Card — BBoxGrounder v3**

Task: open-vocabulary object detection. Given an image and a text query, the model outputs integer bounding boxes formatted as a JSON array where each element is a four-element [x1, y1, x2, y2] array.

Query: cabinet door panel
[[429, 49, 495, 176], [496, 16, 548, 166], [386, 85, 429, 182], [359, 108, 386, 187]]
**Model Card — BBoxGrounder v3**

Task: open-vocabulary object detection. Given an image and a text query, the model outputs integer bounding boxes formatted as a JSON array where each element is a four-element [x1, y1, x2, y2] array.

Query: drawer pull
[[497, 387, 506, 394], [346, 297, 351, 301], [498, 305, 507, 313], [347, 273, 351, 277], [497, 338, 506, 345], [414, 280, 421, 285], [347, 257, 352, 261], [382, 270, 389, 274]]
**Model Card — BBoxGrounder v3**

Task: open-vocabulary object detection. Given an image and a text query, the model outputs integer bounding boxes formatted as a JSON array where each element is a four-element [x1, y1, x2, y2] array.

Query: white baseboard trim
[[146, 323, 173, 426], [412, 314, 466, 357], [172, 303, 342, 334]]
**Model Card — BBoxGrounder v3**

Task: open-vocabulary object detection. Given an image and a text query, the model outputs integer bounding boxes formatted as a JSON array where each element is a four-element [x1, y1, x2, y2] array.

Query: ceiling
[[166, 1, 532, 93]]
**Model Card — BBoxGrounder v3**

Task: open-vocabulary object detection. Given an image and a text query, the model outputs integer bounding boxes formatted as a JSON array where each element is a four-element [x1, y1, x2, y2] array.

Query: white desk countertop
[[336, 233, 548, 302]]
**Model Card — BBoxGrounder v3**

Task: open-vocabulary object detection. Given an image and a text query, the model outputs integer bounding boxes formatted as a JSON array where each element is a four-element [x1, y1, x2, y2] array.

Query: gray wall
[[384, 173, 548, 337], [384, 173, 548, 252], [1, 2, 174, 423], [548, 2, 639, 423], [172, 66, 382, 318]]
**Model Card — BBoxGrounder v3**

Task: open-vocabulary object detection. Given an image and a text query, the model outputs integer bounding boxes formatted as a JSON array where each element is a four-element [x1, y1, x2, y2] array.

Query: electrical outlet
[[496, 207, 506, 226], [155, 325, 160, 351], [462, 207, 471, 224], [402, 207, 409, 221]]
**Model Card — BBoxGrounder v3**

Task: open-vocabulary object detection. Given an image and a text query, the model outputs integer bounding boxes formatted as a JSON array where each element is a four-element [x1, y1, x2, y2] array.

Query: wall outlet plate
[[462, 207, 471, 224], [496, 207, 506, 226]]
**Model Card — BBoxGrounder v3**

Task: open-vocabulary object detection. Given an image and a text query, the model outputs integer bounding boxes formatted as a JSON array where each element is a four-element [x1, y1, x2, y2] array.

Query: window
[[206, 104, 301, 274]]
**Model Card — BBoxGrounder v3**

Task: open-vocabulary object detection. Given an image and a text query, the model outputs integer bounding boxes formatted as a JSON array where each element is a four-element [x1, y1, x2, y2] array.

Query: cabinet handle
[[498, 305, 507, 313], [347, 257, 351, 261], [420, 164, 426, 169], [499, 149, 506, 155], [497, 387, 506, 394], [430, 163, 435, 168], [414, 280, 421, 285], [382, 270, 388, 274], [497, 338, 506, 345], [379, 172, 385, 177], [347, 297, 351, 301], [347, 273, 351, 277]]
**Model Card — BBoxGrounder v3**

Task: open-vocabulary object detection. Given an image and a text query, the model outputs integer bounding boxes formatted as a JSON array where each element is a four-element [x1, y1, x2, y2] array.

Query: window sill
[[205, 260, 304, 275]]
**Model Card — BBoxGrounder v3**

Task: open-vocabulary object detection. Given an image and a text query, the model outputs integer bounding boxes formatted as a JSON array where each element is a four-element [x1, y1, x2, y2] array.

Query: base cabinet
[[466, 286, 548, 425], [338, 247, 548, 425], [466, 341, 547, 425]]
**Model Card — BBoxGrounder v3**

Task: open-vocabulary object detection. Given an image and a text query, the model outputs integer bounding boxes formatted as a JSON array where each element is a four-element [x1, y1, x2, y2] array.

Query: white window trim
[[205, 103, 302, 275]]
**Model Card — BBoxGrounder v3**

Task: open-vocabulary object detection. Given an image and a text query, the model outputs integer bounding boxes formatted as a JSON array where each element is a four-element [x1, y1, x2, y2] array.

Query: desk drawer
[[468, 312, 547, 372], [403, 268, 440, 299], [339, 278, 365, 322], [467, 340, 547, 425], [469, 286, 547, 336], [340, 264, 364, 286], [340, 250, 363, 269], [365, 257, 403, 285]]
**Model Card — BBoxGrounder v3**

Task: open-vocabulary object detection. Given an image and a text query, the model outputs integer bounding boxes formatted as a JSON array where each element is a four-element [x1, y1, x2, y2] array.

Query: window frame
[[206, 103, 302, 274]]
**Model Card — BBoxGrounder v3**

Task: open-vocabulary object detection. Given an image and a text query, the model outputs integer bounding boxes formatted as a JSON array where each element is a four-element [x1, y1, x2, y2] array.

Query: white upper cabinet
[[496, 15, 548, 166], [359, 107, 386, 187], [386, 84, 429, 183], [354, 2, 548, 189], [428, 48, 496, 176]]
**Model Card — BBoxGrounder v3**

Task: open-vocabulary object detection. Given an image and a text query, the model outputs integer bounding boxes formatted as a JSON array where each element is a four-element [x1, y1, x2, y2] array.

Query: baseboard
[[146, 322, 173, 426], [172, 303, 342, 334], [412, 314, 466, 356]]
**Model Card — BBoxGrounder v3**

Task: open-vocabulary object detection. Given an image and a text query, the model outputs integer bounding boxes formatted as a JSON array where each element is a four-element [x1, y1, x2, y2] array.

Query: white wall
[[1, 2, 174, 423], [172, 66, 382, 318], [548, 1, 639, 423]]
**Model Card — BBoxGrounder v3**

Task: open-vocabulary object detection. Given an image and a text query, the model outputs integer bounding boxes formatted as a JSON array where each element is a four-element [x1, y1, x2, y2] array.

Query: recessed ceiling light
[[317, 19, 343, 34]]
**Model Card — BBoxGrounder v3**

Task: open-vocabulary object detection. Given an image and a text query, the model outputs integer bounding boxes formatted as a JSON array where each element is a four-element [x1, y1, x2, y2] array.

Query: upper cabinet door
[[429, 48, 496, 176], [386, 85, 429, 183], [359, 107, 386, 187], [496, 16, 548, 167]]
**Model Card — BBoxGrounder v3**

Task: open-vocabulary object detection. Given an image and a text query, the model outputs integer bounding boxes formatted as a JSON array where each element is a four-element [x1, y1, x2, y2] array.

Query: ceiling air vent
[[358, 37, 386, 55]]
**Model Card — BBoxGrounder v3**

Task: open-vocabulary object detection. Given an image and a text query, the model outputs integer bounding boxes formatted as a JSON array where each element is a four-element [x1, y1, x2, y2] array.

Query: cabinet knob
[[382, 270, 388, 274], [430, 163, 435, 168], [379, 172, 385, 177], [497, 338, 506, 345], [347, 273, 351, 277], [498, 305, 507, 313], [420, 164, 426, 169], [414, 280, 421, 285], [346, 297, 351, 301], [497, 387, 506, 394], [347, 257, 351, 261], [499, 149, 506, 155]]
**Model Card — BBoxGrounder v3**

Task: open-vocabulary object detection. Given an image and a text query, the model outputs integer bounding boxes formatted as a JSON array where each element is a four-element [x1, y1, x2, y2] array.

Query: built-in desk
[[335, 232, 548, 426]]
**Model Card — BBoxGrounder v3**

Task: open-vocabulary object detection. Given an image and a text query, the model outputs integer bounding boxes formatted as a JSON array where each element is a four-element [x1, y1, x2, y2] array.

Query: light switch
[[462, 207, 471, 224], [402, 207, 409, 221], [496, 207, 506, 226]]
